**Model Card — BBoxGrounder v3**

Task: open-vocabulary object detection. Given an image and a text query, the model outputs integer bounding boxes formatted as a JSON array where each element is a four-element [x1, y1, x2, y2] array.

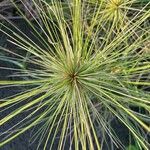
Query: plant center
[[68, 72, 78, 86]]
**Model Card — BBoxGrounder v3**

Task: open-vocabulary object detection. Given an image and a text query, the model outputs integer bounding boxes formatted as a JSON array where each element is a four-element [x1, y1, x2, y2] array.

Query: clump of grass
[[0, 0, 150, 149]]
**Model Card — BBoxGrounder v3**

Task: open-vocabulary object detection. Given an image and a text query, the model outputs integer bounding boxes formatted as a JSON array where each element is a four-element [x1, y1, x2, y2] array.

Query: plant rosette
[[0, 0, 150, 150]]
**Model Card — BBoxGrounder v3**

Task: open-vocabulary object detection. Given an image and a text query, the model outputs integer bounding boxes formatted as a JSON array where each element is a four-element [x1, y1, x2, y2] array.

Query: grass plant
[[0, 0, 150, 149]]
